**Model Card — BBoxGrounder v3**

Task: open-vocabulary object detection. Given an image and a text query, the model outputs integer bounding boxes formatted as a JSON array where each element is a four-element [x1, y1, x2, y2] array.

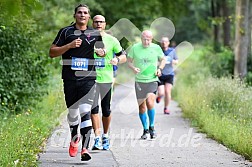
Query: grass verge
[[0, 71, 65, 166], [174, 46, 252, 161]]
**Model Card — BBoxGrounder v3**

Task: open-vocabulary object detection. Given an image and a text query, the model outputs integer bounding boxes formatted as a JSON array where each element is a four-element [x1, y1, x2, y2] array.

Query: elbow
[[49, 52, 55, 58], [49, 49, 58, 58], [120, 55, 127, 63], [127, 62, 133, 69], [49, 45, 59, 58], [49, 48, 54, 58]]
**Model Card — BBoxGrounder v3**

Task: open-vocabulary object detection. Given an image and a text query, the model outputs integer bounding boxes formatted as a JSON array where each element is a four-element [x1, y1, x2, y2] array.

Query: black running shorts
[[63, 79, 96, 109], [158, 75, 174, 86]]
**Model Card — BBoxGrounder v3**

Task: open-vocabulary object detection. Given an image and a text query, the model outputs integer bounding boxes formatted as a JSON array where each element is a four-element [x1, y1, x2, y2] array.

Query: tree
[[248, 2, 252, 60], [221, 0, 231, 48], [0, 0, 42, 23], [211, 0, 221, 50], [234, 0, 250, 79]]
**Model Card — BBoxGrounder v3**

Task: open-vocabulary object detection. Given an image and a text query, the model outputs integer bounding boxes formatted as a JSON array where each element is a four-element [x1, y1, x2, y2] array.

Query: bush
[[0, 73, 66, 166], [200, 46, 234, 77], [0, 20, 49, 115]]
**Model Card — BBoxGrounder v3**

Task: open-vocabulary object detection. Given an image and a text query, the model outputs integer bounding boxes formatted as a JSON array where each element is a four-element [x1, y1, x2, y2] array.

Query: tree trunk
[[221, 0, 231, 48], [211, 0, 221, 51], [248, 2, 252, 60], [234, 0, 250, 79]]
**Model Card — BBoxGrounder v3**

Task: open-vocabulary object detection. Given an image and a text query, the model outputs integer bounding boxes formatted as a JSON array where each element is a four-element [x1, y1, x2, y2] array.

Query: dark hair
[[74, 4, 90, 14]]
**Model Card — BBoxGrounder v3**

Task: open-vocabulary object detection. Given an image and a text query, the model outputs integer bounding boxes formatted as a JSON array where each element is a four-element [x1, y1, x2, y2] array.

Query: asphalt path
[[39, 81, 252, 167]]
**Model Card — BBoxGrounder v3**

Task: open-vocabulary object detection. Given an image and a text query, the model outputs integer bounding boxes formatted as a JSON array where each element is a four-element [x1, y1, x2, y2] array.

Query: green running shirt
[[94, 33, 122, 83], [128, 43, 164, 83]]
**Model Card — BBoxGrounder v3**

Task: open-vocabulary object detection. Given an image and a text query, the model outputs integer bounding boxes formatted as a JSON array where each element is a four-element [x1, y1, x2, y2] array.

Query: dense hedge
[[0, 20, 49, 114]]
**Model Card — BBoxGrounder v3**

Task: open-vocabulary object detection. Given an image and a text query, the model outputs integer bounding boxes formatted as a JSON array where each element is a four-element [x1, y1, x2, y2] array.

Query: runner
[[127, 30, 165, 139], [49, 4, 105, 161], [91, 15, 127, 150], [156, 37, 178, 114]]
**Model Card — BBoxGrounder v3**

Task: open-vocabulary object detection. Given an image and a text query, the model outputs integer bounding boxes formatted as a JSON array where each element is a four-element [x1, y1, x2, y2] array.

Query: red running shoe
[[81, 148, 91, 161], [164, 108, 170, 114], [156, 96, 161, 103], [69, 138, 79, 157]]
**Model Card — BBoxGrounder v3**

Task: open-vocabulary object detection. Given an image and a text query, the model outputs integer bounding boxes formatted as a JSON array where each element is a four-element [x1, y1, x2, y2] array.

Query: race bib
[[95, 58, 105, 68], [71, 57, 89, 71]]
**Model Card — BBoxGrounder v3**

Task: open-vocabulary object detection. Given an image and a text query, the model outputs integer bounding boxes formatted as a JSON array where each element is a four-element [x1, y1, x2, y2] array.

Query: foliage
[[174, 45, 252, 160], [200, 46, 234, 77], [96, 0, 159, 29], [0, 73, 65, 166], [173, 0, 211, 43], [245, 53, 252, 85], [176, 76, 252, 160], [0, 0, 43, 24], [38, 0, 104, 31], [0, 18, 49, 114]]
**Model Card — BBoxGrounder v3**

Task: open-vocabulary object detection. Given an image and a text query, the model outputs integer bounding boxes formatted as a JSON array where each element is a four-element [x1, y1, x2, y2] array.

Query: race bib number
[[71, 57, 89, 71], [95, 58, 105, 68]]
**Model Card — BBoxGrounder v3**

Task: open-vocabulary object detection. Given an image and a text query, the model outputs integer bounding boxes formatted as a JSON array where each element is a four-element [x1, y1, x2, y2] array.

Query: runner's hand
[[156, 68, 162, 76], [110, 57, 119, 65], [95, 48, 106, 57], [133, 67, 140, 74], [69, 37, 82, 48]]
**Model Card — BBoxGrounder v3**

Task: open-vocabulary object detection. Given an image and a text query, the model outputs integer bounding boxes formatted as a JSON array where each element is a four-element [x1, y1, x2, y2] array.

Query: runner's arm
[[49, 38, 82, 58], [111, 50, 127, 65], [128, 57, 140, 74]]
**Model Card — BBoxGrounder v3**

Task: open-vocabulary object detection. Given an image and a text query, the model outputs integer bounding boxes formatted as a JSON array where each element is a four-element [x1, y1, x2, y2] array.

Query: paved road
[[39, 81, 252, 167]]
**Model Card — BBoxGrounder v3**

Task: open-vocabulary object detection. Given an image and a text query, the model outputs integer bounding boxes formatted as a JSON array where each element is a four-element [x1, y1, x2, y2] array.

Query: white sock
[[103, 133, 109, 138]]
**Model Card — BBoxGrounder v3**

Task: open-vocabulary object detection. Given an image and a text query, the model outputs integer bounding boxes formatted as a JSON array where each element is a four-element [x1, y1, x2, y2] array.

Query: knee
[[67, 108, 79, 126], [79, 103, 92, 115], [91, 106, 99, 115], [102, 109, 111, 117], [146, 102, 154, 109], [139, 105, 146, 113]]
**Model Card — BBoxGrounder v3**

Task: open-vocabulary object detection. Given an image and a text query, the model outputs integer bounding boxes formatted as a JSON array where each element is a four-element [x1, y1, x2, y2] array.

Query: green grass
[[0, 71, 66, 167], [174, 46, 252, 161]]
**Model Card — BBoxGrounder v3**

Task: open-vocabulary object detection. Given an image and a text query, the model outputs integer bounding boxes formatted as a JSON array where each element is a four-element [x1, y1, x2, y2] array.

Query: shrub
[[0, 20, 49, 115], [200, 46, 234, 77]]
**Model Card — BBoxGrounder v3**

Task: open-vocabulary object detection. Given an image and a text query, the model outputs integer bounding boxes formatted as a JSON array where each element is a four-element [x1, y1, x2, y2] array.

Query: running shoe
[[81, 148, 91, 161], [149, 127, 157, 139], [164, 108, 170, 114], [141, 129, 149, 140], [102, 136, 110, 150], [156, 96, 161, 103], [92, 136, 103, 150], [69, 138, 80, 157]]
